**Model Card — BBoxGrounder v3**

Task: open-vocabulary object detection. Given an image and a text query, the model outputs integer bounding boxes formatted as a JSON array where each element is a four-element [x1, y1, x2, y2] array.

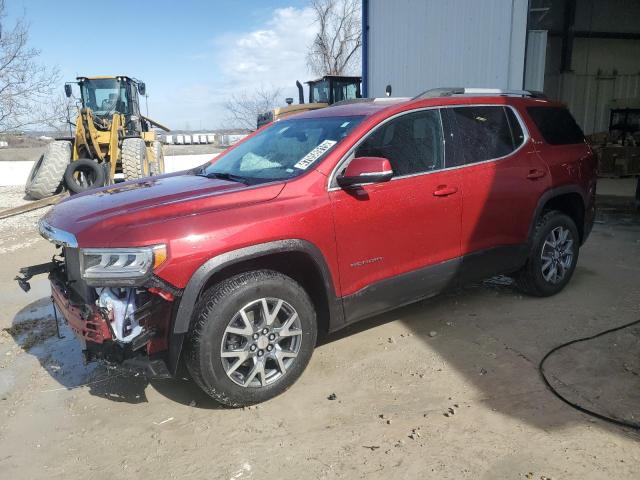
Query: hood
[[43, 171, 285, 246]]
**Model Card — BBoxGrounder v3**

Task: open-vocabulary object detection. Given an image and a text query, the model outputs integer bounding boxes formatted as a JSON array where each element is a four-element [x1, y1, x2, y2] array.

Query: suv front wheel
[[185, 270, 317, 407], [515, 210, 580, 297]]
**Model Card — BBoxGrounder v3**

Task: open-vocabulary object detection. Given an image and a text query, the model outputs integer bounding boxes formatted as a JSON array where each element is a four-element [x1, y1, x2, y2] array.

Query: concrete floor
[[597, 177, 638, 198], [0, 191, 638, 479]]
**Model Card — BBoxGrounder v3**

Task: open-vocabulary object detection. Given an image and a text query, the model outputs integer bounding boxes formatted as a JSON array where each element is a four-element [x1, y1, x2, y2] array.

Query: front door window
[[355, 110, 444, 176]]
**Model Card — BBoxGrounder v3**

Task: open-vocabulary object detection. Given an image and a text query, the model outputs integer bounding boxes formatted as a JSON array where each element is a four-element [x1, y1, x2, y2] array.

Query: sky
[[5, 0, 344, 130]]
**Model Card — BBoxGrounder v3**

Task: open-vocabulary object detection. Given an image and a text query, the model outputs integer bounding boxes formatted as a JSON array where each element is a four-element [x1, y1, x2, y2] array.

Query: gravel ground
[[0, 186, 52, 255]]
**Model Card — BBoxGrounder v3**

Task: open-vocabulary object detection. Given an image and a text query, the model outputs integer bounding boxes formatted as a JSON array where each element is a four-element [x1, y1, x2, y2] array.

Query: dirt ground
[[0, 135, 51, 162], [0, 186, 639, 480], [0, 146, 48, 162]]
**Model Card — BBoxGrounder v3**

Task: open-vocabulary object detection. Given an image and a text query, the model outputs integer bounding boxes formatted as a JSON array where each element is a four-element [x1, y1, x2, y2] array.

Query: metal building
[[363, 0, 640, 134], [363, 0, 528, 97]]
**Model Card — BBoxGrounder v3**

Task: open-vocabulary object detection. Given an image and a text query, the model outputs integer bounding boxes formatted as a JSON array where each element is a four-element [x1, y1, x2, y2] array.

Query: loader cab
[[76, 76, 145, 132], [306, 75, 362, 104], [76, 76, 145, 118], [256, 75, 362, 129]]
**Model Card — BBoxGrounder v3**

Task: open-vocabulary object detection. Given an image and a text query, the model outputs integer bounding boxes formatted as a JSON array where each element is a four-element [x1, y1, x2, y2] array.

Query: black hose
[[539, 318, 640, 430]]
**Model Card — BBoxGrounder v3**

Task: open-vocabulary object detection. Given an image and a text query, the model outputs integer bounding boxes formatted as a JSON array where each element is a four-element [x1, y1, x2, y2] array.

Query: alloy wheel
[[540, 225, 574, 284], [220, 298, 302, 388]]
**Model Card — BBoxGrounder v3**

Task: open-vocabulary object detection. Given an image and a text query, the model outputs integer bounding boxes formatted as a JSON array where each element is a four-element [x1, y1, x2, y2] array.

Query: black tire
[[63, 159, 106, 194], [121, 138, 148, 180], [515, 210, 580, 297], [25, 140, 71, 199], [149, 140, 165, 176], [185, 270, 317, 407]]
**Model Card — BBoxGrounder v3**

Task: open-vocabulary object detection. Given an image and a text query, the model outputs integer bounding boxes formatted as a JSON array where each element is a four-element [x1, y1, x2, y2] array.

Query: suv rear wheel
[[185, 270, 317, 407], [515, 210, 579, 297]]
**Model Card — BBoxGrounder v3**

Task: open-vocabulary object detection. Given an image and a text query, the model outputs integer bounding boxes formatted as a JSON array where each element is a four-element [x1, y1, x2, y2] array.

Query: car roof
[[292, 99, 409, 119], [291, 95, 564, 121]]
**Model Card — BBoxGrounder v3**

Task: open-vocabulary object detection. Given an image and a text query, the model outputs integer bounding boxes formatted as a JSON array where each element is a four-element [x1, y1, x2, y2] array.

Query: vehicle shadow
[[6, 297, 147, 403], [6, 297, 226, 409], [321, 250, 640, 439]]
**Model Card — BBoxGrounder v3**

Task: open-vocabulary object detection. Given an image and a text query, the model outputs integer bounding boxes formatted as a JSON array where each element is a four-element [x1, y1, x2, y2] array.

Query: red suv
[[18, 88, 597, 406]]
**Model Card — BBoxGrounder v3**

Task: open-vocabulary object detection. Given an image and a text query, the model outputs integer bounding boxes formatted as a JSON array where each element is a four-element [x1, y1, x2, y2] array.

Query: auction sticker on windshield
[[294, 140, 337, 170]]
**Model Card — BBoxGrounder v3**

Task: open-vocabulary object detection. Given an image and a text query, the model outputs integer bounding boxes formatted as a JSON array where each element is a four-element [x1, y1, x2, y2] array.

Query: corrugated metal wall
[[366, 0, 529, 97], [550, 73, 640, 134]]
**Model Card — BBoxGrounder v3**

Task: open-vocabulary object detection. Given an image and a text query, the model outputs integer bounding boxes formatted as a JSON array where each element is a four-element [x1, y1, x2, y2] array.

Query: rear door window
[[527, 106, 584, 145], [451, 106, 521, 165]]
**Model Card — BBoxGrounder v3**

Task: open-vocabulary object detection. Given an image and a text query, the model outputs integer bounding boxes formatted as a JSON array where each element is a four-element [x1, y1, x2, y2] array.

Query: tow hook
[[14, 262, 57, 292]]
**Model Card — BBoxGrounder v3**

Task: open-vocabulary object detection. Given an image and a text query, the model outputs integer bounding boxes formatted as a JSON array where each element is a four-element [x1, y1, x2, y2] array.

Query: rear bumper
[[581, 177, 597, 245], [583, 201, 595, 243]]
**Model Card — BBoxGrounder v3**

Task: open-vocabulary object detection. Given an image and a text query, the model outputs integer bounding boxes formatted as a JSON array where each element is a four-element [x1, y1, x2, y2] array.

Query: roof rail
[[329, 97, 412, 107], [413, 87, 547, 100]]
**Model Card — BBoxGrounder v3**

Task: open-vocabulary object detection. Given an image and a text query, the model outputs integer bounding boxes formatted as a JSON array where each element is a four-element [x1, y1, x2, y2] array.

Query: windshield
[[80, 79, 130, 117], [201, 116, 363, 184]]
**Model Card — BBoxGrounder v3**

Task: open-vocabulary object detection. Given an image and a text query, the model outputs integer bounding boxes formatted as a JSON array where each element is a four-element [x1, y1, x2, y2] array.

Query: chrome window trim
[[327, 104, 530, 191], [39, 219, 78, 248], [359, 170, 393, 176]]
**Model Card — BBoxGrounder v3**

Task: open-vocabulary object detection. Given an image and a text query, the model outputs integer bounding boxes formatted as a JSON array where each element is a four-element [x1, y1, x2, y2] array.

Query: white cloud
[[154, 7, 319, 130], [215, 7, 317, 98]]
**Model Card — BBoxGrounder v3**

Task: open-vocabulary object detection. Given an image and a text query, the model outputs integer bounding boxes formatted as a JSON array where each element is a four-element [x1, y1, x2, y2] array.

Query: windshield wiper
[[198, 171, 252, 185]]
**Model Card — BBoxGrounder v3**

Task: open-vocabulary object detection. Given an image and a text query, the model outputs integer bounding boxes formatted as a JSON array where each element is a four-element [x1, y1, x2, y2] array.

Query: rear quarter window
[[527, 106, 585, 145]]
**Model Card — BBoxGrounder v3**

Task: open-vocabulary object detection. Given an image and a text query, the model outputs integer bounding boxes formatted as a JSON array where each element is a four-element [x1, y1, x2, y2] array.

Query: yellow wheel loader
[[25, 76, 169, 199], [256, 75, 361, 129]]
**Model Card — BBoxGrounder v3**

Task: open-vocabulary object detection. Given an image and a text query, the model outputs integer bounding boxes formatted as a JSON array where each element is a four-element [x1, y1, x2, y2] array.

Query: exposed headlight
[[80, 245, 167, 286]]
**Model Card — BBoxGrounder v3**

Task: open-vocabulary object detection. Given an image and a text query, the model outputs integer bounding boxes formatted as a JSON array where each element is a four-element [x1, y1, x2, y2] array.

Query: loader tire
[[64, 159, 106, 194], [149, 140, 165, 176], [25, 141, 71, 199], [121, 138, 149, 181]]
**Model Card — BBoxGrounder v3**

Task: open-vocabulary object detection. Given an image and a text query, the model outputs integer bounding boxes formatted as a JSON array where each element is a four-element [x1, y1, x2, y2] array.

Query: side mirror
[[64, 84, 72, 98], [337, 156, 393, 187], [138, 82, 146, 96]]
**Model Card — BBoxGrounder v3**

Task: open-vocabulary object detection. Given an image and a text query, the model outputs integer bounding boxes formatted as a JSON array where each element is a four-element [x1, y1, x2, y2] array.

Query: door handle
[[433, 185, 458, 197], [527, 169, 546, 180]]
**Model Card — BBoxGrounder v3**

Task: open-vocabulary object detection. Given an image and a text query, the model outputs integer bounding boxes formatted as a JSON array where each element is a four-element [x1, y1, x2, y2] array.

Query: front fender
[[166, 239, 342, 374]]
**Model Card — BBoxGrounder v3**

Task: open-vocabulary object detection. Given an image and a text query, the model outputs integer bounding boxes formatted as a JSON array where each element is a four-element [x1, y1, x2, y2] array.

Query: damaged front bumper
[[16, 256, 181, 379]]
